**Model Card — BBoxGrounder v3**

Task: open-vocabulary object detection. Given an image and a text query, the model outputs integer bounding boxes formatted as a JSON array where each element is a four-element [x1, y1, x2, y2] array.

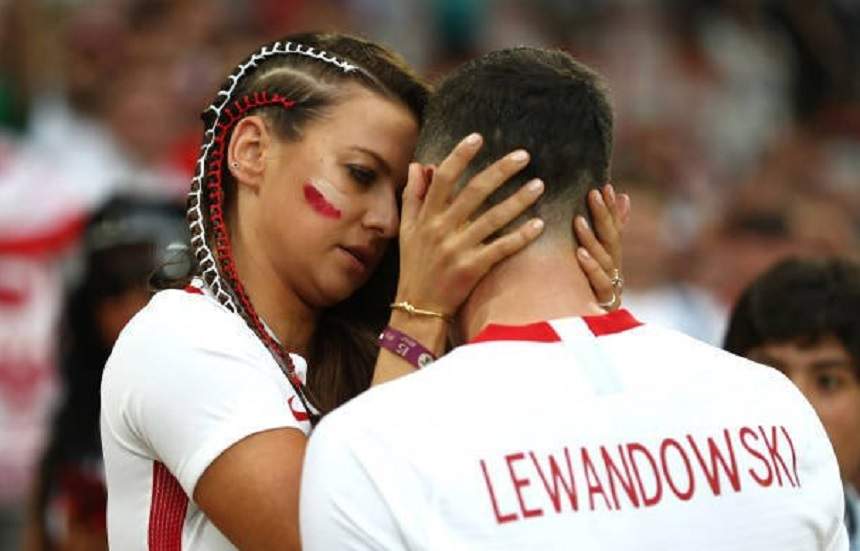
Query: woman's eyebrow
[[810, 359, 854, 371], [349, 146, 391, 175]]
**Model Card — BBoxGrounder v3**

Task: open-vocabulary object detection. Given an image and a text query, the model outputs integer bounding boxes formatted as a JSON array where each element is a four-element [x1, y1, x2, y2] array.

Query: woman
[[101, 32, 627, 550]]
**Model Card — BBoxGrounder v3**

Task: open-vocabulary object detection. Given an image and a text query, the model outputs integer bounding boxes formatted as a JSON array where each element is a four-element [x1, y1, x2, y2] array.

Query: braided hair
[[178, 33, 428, 421]]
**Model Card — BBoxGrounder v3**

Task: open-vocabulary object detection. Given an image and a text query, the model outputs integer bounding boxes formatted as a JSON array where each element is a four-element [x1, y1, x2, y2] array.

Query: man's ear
[[227, 116, 270, 191]]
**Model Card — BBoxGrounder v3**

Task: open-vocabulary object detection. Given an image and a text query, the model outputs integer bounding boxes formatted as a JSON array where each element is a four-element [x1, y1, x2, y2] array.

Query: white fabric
[[301, 315, 848, 551], [101, 284, 310, 550]]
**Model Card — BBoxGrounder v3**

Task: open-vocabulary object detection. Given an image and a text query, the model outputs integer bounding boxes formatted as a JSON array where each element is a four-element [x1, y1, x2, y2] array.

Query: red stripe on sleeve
[[148, 461, 188, 551]]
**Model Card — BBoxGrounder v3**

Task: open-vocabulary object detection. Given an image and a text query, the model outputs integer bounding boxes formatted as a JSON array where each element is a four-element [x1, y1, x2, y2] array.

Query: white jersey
[[101, 282, 311, 550], [301, 310, 848, 551]]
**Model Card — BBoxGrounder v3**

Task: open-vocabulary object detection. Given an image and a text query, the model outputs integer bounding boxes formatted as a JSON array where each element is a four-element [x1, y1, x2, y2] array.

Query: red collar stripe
[[469, 309, 642, 344], [470, 321, 561, 344], [184, 285, 203, 295], [582, 309, 642, 336]]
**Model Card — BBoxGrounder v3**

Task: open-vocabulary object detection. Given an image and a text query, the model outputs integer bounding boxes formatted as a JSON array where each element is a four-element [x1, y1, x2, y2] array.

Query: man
[[725, 257, 860, 550], [300, 47, 847, 550]]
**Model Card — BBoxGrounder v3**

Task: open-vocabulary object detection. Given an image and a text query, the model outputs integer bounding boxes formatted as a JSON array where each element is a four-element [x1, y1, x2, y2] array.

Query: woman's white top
[[101, 282, 311, 550]]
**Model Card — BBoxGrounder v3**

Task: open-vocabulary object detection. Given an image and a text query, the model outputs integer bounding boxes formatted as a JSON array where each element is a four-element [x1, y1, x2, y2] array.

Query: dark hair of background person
[[156, 32, 431, 414], [415, 46, 614, 240], [28, 197, 187, 549], [31, 195, 186, 549], [724, 256, 860, 374]]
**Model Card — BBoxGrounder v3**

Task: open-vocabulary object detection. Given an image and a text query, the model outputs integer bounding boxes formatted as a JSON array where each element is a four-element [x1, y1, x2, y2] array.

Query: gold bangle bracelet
[[390, 301, 451, 323]]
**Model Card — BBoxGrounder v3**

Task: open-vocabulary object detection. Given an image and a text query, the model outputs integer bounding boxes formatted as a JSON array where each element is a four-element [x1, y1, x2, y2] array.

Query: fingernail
[[464, 133, 482, 146], [527, 178, 544, 193], [578, 247, 591, 260], [577, 216, 589, 230], [531, 219, 544, 232], [592, 189, 604, 205], [606, 183, 616, 202], [510, 150, 529, 163]]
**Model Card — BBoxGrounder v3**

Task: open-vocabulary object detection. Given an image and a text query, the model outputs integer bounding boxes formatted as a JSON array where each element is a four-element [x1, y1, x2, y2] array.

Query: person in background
[[725, 256, 860, 550], [21, 196, 186, 551]]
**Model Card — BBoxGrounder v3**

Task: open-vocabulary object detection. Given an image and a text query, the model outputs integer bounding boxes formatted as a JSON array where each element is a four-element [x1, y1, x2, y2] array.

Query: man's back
[[301, 310, 847, 550]]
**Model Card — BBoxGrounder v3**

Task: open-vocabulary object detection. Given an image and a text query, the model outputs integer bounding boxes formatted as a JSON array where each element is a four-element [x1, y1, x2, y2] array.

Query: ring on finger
[[598, 290, 620, 311], [610, 268, 624, 290]]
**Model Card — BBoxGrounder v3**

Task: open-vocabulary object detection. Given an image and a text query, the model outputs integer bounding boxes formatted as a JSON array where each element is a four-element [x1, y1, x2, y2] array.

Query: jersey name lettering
[[480, 425, 799, 524]]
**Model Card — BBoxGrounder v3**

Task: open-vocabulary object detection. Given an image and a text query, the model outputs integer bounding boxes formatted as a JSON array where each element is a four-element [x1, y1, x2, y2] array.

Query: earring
[[231, 162, 239, 168]]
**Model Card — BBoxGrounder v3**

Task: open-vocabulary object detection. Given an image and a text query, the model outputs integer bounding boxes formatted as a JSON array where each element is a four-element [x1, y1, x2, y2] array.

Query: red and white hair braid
[[187, 42, 366, 421]]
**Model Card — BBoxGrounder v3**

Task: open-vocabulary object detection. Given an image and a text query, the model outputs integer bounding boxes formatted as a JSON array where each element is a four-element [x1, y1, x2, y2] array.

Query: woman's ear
[[228, 116, 271, 191]]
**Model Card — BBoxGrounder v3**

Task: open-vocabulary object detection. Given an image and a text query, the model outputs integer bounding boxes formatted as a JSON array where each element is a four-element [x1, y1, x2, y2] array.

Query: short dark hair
[[415, 47, 613, 237], [724, 257, 860, 375]]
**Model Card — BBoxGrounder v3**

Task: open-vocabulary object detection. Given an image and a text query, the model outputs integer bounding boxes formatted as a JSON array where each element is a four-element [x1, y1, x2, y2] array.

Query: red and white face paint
[[302, 179, 345, 220]]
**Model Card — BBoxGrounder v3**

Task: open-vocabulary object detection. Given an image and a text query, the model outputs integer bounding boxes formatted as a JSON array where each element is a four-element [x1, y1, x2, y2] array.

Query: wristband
[[378, 326, 437, 369]]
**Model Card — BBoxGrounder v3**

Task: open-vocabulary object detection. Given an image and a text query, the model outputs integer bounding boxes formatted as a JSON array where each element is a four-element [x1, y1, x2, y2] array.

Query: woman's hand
[[574, 184, 630, 311], [396, 133, 545, 317], [372, 133, 544, 385]]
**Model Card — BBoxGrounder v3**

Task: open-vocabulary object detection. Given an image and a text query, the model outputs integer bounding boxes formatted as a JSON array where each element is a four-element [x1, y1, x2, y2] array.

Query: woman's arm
[[194, 428, 307, 551]]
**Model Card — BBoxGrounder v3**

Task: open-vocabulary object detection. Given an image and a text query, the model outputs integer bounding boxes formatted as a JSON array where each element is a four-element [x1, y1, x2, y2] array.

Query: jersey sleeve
[[300, 414, 406, 551], [101, 309, 309, 498]]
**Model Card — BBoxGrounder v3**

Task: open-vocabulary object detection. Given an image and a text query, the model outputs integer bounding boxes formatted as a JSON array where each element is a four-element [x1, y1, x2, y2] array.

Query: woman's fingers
[[603, 183, 621, 228], [400, 162, 427, 227], [576, 247, 618, 310], [443, 149, 531, 227], [574, 215, 614, 273], [588, 188, 622, 269], [422, 133, 483, 213], [472, 218, 545, 271], [617, 192, 631, 225], [459, 178, 544, 245]]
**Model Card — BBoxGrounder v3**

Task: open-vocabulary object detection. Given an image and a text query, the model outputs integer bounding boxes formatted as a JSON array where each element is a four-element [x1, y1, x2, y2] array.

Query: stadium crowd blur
[[0, 0, 857, 548]]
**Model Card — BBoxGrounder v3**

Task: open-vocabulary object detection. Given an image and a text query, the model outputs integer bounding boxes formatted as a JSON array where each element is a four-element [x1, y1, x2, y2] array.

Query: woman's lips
[[338, 245, 373, 273]]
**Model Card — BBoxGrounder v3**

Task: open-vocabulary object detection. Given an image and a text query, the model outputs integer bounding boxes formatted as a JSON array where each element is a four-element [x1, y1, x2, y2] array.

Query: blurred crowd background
[[0, 0, 858, 548]]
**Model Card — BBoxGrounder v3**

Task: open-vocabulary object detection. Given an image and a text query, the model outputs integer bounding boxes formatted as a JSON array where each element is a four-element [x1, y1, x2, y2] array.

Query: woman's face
[[256, 86, 418, 307], [747, 336, 860, 481]]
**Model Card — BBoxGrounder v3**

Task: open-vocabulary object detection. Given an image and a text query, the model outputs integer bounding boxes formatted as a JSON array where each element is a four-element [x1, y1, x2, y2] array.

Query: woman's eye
[[817, 372, 844, 393], [347, 165, 376, 185]]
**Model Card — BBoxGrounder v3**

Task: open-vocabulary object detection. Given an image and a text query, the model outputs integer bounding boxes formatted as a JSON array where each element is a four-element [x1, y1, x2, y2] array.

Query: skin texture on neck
[[458, 236, 607, 344], [230, 200, 319, 356]]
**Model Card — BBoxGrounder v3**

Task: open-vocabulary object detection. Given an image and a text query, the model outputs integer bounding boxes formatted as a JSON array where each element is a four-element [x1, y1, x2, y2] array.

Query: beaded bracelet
[[378, 326, 437, 369]]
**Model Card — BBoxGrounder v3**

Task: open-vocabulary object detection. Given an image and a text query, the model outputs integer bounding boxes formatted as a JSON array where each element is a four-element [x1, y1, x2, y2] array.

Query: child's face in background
[[748, 336, 860, 483]]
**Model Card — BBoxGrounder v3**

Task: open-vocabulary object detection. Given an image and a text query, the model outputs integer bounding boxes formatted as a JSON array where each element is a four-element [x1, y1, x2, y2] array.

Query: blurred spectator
[[20, 196, 187, 551], [724, 257, 860, 549], [617, 174, 727, 345]]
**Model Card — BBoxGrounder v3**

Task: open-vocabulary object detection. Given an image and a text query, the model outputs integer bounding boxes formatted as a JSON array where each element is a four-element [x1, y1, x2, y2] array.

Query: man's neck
[[458, 240, 607, 343]]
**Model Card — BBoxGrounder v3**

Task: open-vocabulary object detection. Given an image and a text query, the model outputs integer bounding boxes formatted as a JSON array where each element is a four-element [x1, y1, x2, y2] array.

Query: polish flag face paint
[[303, 182, 342, 219]]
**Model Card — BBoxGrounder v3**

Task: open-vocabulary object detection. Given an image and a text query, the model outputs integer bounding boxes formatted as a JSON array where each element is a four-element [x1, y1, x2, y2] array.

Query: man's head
[[416, 47, 613, 242], [724, 257, 860, 482]]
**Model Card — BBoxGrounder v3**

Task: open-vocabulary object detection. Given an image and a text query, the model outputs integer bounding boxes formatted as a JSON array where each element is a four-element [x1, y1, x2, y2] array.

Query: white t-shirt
[[301, 310, 848, 551], [101, 282, 311, 550]]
